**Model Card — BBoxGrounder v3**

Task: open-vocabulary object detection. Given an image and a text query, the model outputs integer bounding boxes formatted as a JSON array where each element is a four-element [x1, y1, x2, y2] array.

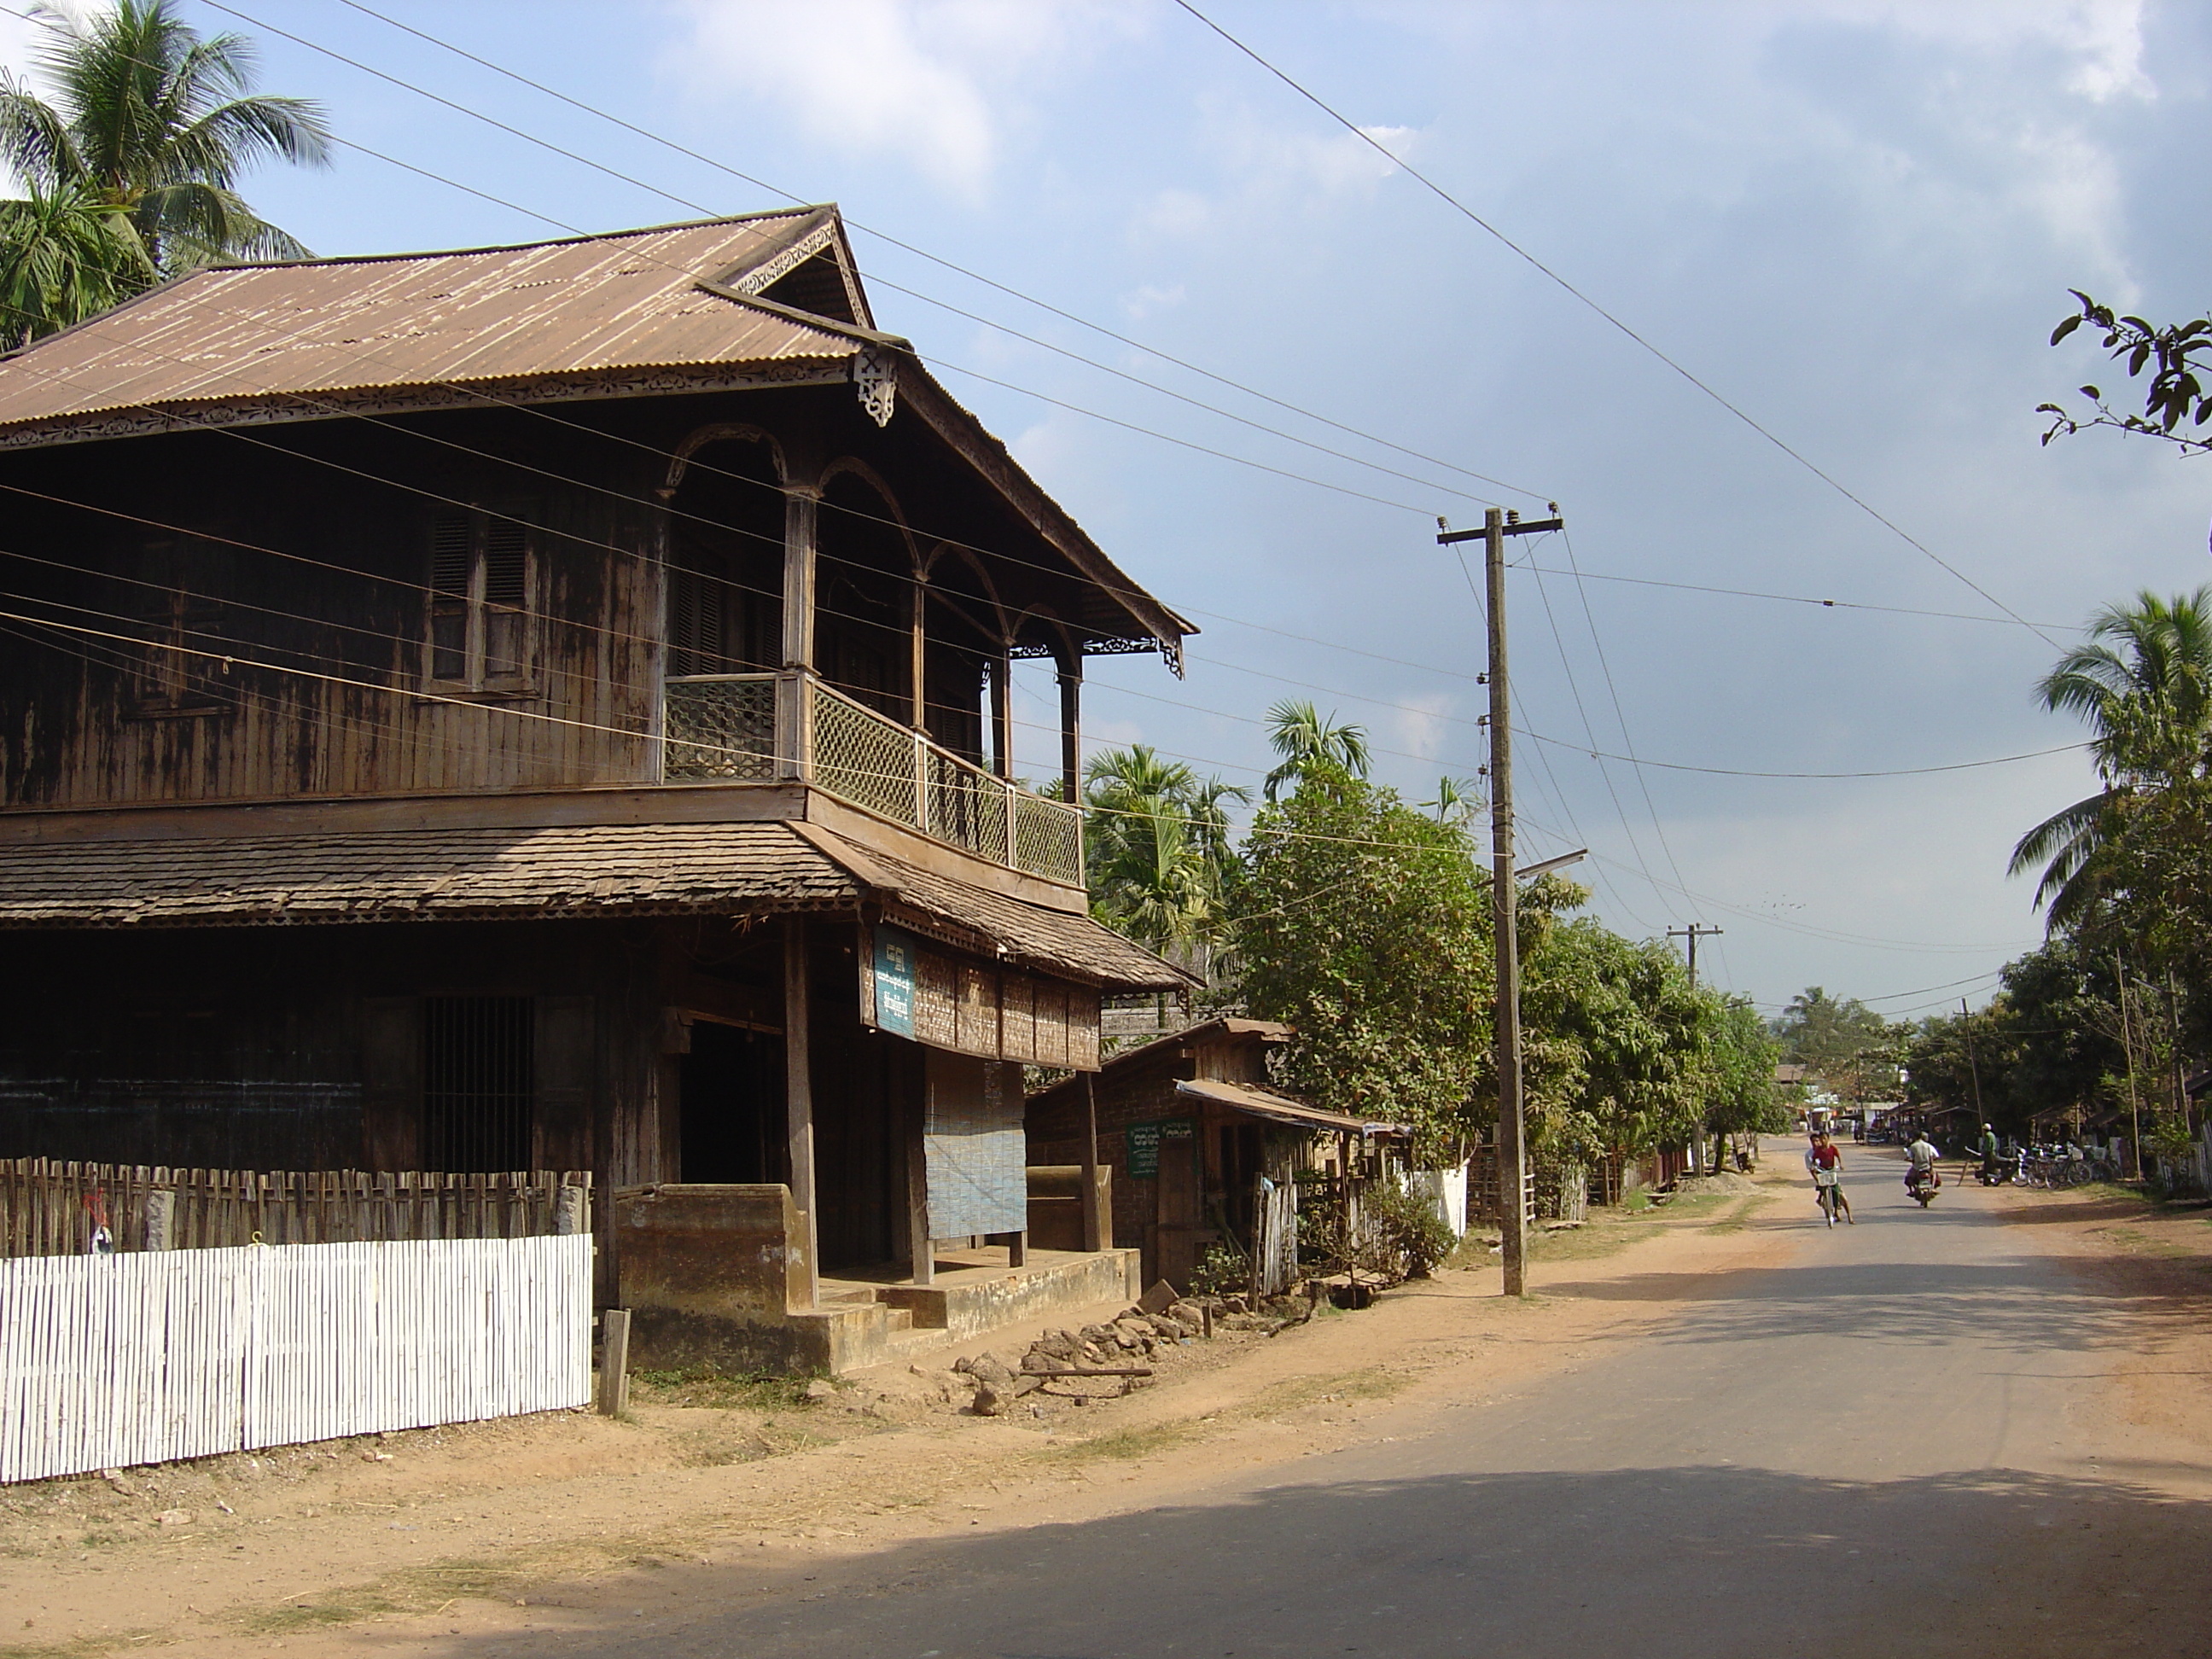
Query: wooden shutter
[[533, 995, 596, 1173], [360, 996, 421, 1171], [428, 513, 472, 682]]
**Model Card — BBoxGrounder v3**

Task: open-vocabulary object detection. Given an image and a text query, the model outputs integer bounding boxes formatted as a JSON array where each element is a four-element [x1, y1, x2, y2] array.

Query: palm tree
[[0, 0, 330, 322], [0, 182, 155, 348], [1261, 699, 1371, 800], [1083, 745, 1248, 970], [2010, 588, 2212, 928]]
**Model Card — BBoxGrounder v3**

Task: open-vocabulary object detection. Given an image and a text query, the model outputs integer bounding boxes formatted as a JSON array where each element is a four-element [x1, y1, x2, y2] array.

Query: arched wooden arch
[[659, 422, 789, 499]]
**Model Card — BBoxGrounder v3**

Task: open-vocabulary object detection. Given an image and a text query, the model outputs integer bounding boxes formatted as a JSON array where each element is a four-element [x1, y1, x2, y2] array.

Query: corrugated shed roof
[[0, 212, 868, 436], [0, 817, 1182, 991], [1174, 1077, 1406, 1137]]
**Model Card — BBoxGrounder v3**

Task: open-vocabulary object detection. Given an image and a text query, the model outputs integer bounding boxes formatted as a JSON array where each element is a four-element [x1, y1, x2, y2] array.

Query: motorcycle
[[1906, 1165, 1941, 1208], [1974, 1153, 2018, 1187]]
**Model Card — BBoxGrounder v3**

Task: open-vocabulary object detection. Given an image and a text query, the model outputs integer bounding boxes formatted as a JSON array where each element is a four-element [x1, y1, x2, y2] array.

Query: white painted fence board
[[0, 1236, 590, 1484]]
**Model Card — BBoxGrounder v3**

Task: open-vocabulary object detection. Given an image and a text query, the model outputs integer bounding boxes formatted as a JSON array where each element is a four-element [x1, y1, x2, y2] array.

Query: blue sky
[[9, 0, 2210, 1019]]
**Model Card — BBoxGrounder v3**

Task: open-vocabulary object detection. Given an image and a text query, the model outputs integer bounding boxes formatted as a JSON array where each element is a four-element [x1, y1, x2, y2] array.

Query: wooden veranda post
[[784, 917, 819, 1308]]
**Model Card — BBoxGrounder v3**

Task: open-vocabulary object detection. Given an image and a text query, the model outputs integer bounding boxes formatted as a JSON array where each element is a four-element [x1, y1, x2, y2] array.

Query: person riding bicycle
[[1805, 1132, 1852, 1224], [1906, 1130, 1941, 1195], [1977, 1122, 2000, 1182]]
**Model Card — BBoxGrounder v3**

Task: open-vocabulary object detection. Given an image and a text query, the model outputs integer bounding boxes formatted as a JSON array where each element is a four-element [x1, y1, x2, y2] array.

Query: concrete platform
[[818, 1246, 1141, 1367]]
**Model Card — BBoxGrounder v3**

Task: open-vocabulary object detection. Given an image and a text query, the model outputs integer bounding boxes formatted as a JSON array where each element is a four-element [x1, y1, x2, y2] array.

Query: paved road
[[490, 1147, 2212, 1657]]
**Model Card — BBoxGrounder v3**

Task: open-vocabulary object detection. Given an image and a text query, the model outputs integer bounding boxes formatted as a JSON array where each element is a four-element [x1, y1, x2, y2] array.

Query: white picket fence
[[0, 1234, 592, 1484]]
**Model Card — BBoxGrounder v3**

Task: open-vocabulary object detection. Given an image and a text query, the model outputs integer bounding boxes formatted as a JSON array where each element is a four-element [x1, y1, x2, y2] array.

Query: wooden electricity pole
[[1667, 923, 1724, 991], [1440, 504, 1562, 1297]]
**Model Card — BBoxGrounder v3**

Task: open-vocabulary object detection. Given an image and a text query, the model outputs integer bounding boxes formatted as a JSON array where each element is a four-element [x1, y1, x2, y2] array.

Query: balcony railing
[[663, 672, 1084, 888]]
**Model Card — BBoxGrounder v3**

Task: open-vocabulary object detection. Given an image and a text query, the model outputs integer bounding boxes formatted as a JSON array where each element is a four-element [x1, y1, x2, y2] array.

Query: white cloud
[[1810, 0, 2153, 103], [665, 0, 1147, 199], [1390, 690, 1457, 765], [1120, 281, 1185, 319]]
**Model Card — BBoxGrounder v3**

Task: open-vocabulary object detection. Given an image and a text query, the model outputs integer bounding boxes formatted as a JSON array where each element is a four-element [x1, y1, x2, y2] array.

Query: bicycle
[[1813, 1171, 1842, 1227]]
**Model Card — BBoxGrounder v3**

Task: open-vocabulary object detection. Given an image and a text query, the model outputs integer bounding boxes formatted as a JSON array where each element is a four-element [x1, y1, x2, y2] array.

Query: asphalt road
[[483, 1146, 2212, 1658]]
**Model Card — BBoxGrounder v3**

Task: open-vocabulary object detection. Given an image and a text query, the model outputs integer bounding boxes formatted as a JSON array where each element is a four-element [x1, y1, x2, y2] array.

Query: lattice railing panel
[[812, 680, 923, 827], [663, 675, 777, 780], [925, 747, 1010, 865], [1013, 790, 1084, 885]]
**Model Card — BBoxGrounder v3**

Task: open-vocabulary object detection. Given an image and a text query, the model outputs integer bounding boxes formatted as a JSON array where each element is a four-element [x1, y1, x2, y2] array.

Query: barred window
[[426, 509, 534, 693], [421, 996, 535, 1173]]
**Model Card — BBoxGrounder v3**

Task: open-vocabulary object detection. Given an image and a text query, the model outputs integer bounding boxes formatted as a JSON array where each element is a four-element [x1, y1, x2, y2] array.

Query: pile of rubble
[[950, 1289, 1217, 1416]]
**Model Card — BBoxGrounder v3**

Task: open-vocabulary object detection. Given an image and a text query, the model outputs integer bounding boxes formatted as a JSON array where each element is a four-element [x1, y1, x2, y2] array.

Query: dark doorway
[[678, 1022, 784, 1184]]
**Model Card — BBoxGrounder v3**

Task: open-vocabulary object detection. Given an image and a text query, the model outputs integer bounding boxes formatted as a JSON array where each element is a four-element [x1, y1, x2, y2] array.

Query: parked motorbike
[[1906, 1167, 1941, 1208], [1974, 1155, 2019, 1187]]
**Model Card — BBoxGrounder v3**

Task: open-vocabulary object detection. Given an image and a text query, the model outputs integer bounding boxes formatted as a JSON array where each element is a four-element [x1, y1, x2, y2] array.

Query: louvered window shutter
[[480, 517, 530, 684], [428, 512, 473, 682]]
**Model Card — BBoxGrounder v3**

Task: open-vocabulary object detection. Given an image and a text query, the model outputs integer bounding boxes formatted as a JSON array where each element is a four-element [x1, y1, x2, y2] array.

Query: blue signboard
[[872, 925, 917, 1039]]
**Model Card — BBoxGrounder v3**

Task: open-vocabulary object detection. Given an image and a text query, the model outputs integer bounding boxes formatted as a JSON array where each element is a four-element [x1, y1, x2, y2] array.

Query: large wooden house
[[0, 208, 1190, 1367]]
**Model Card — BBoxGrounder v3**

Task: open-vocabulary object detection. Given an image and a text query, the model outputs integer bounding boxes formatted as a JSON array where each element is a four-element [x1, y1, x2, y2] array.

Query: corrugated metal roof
[[1174, 1078, 1406, 1137], [0, 212, 868, 435]]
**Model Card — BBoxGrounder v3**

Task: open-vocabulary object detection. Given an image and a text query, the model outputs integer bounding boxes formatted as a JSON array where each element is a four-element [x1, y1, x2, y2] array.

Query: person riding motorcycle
[[1906, 1131, 1941, 1198]]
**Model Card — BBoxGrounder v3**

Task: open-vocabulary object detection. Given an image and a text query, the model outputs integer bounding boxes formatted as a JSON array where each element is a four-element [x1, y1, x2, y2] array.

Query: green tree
[[0, 182, 154, 348], [1773, 987, 1896, 1104], [1082, 745, 1246, 981], [2008, 589, 2212, 932], [1231, 764, 1490, 1161], [0, 0, 330, 336], [1261, 699, 1371, 801], [1698, 995, 1787, 1161]]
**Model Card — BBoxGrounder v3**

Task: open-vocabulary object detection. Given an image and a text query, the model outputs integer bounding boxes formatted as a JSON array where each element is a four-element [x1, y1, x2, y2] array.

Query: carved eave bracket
[[853, 347, 898, 428]]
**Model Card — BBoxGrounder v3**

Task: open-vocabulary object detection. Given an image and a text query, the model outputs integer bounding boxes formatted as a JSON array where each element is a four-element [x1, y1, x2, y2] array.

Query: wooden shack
[[0, 207, 1192, 1370], [1026, 1019, 1403, 1292]]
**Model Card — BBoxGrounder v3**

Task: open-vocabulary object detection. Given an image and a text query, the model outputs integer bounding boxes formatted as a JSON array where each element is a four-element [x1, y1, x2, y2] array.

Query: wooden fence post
[[597, 1309, 632, 1417]]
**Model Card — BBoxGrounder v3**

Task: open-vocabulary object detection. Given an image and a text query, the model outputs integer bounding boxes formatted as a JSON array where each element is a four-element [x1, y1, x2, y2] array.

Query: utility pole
[[1440, 504, 1562, 1298], [2115, 954, 2144, 1179], [1667, 923, 1724, 991], [1959, 997, 1986, 1127]]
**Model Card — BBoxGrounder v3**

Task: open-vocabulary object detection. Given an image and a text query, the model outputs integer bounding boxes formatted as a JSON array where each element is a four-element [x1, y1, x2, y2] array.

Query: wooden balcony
[[663, 672, 1084, 888]]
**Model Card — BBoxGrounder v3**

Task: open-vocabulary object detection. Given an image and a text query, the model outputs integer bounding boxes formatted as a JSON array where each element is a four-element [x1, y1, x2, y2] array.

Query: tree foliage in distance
[[1260, 699, 1371, 801], [1522, 922, 1778, 1166], [1772, 987, 1897, 1103], [1081, 744, 1246, 981], [1231, 764, 1491, 1161], [0, 0, 330, 341]]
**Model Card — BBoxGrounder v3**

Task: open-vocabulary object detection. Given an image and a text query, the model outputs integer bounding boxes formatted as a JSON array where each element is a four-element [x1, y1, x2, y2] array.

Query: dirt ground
[[1, 1159, 2203, 1659]]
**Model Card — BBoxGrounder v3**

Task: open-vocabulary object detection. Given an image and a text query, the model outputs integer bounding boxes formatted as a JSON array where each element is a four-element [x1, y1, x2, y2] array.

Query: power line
[[317, 0, 1555, 507], [196, 0, 1528, 516], [1172, 0, 2064, 651], [1522, 562, 2080, 634]]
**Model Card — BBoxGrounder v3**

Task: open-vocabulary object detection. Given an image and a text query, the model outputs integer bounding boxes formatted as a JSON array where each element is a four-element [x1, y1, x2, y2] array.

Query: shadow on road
[[448, 1461, 2212, 1659]]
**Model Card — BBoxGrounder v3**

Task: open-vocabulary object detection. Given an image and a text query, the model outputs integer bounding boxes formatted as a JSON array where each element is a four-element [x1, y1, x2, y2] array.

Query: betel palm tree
[[0, 0, 329, 309], [1261, 699, 1371, 800], [1083, 746, 1248, 969], [2010, 588, 2212, 928], [0, 182, 155, 347]]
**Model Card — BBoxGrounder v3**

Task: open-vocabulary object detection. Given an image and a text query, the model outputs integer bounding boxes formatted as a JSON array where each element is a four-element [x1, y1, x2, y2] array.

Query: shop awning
[[1174, 1077, 1406, 1137]]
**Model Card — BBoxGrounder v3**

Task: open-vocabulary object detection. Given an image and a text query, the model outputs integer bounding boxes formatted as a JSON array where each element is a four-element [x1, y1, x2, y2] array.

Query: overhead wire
[[0, 295, 2084, 788], [195, 0, 1511, 517], [317, 0, 1555, 505], [1171, 0, 2065, 650]]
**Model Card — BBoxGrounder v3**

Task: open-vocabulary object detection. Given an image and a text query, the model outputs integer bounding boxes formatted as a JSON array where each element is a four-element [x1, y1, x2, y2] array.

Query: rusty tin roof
[[0, 208, 878, 441]]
